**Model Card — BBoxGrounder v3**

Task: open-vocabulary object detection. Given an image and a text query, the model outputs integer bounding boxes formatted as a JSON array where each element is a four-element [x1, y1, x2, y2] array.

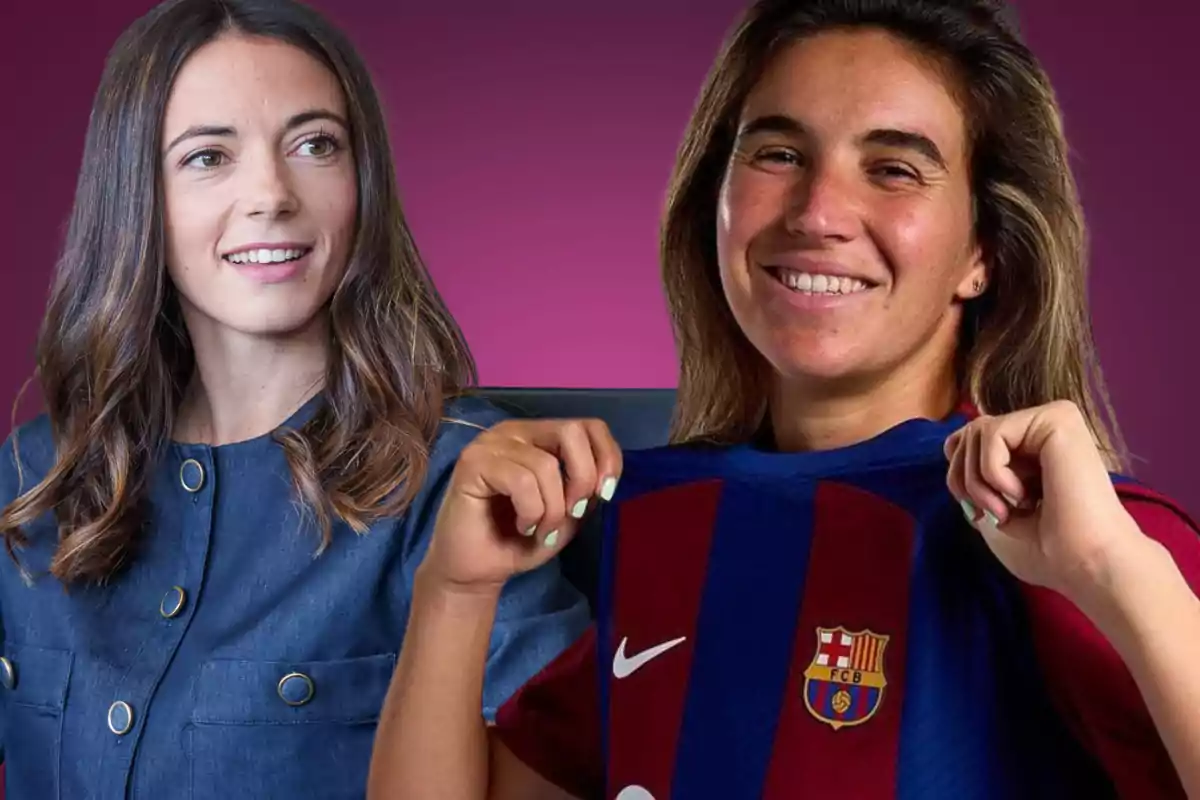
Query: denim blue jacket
[[0, 395, 590, 799]]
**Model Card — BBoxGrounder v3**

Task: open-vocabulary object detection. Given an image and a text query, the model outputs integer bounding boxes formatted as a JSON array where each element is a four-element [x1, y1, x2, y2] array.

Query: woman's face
[[716, 28, 987, 393], [160, 33, 357, 341]]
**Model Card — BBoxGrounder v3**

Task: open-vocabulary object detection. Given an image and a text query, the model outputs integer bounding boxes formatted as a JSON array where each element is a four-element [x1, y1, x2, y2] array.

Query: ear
[[953, 244, 989, 301]]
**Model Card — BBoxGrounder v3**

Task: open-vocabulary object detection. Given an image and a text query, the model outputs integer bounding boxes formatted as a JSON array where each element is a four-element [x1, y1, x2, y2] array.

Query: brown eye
[[184, 150, 225, 169], [756, 148, 801, 165], [749, 147, 806, 173], [294, 134, 340, 158], [871, 162, 920, 181]]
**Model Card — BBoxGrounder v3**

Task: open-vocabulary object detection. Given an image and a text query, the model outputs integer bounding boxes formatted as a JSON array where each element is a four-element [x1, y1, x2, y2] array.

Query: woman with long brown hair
[[369, 0, 1200, 797], [0, 0, 589, 796]]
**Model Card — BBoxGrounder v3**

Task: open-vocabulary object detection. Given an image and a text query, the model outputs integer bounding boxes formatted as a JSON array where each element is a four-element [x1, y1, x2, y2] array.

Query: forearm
[[368, 568, 499, 800], [1078, 537, 1200, 798]]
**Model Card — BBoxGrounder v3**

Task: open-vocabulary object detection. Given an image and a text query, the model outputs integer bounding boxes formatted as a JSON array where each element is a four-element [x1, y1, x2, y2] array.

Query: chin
[[752, 329, 870, 384], [233, 310, 327, 337], [186, 298, 331, 340], [770, 355, 865, 385]]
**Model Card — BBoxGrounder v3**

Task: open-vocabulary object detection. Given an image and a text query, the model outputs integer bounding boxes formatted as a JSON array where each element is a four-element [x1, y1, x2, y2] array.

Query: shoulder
[[0, 413, 56, 504], [1112, 478, 1200, 587], [395, 395, 509, 532], [1113, 478, 1199, 543], [426, 394, 510, 473]]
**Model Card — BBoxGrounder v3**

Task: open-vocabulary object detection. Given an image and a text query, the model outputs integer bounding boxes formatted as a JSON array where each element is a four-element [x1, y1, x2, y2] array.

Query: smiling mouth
[[766, 267, 874, 296], [223, 247, 313, 266]]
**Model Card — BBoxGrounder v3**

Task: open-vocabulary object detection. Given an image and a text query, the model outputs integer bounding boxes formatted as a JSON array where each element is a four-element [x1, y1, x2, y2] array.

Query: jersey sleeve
[[493, 625, 604, 799], [398, 398, 592, 723], [1019, 488, 1200, 799]]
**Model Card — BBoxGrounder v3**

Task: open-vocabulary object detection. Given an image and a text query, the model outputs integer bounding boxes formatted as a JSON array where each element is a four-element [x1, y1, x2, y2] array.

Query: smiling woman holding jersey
[[370, 1, 1200, 798], [0, 0, 589, 797]]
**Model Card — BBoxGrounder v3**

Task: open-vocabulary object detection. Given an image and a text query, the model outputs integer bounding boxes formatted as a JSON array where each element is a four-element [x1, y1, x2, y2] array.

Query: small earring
[[972, 278, 985, 295]]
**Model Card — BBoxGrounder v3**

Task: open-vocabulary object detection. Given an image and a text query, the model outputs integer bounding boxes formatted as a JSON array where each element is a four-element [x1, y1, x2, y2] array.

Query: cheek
[[882, 211, 930, 278], [717, 167, 782, 266], [162, 185, 222, 278], [875, 202, 968, 287], [326, 172, 358, 233], [307, 167, 358, 255]]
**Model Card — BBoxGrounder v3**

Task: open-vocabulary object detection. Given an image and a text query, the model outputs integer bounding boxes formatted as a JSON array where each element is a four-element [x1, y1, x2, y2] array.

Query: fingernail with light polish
[[600, 476, 618, 502], [1002, 493, 1020, 508], [543, 530, 559, 548], [960, 499, 977, 522], [983, 510, 1001, 528], [570, 498, 589, 519], [522, 524, 536, 537]]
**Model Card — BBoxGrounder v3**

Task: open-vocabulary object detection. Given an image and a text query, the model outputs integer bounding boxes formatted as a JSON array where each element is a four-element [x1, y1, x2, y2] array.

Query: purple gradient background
[[1, 1, 1196, 514]]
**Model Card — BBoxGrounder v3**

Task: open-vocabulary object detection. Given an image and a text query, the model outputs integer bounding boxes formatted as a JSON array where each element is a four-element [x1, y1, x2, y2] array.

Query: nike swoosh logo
[[612, 635, 687, 679]]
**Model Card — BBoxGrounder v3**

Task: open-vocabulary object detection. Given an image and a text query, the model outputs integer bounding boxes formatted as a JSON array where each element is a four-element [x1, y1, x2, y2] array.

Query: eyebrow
[[737, 113, 948, 170], [164, 108, 349, 153]]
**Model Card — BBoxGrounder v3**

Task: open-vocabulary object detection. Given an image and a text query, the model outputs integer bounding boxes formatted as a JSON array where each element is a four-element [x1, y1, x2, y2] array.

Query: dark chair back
[[474, 387, 676, 450]]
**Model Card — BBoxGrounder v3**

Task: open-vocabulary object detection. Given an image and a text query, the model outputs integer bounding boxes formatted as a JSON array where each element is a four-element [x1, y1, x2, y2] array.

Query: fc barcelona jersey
[[496, 414, 1200, 799]]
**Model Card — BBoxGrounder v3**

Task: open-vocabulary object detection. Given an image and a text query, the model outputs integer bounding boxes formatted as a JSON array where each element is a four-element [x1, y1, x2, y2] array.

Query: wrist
[[1066, 531, 1182, 648], [413, 563, 505, 611]]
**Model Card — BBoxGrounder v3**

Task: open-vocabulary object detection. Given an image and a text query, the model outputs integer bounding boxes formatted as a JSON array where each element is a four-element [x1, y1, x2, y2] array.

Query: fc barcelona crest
[[802, 626, 889, 730]]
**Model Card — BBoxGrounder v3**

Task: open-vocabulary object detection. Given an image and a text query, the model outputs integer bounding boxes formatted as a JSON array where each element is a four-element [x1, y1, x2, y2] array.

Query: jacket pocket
[[1, 642, 73, 800], [189, 652, 396, 799]]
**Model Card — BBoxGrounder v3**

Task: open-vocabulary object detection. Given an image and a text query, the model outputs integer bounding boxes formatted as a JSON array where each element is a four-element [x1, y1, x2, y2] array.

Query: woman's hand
[[947, 401, 1200, 797], [943, 400, 1155, 606], [421, 418, 623, 594]]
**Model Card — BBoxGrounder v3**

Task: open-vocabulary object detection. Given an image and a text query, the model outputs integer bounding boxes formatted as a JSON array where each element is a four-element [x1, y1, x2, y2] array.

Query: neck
[[174, 312, 330, 446], [768, 352, 959, 454]]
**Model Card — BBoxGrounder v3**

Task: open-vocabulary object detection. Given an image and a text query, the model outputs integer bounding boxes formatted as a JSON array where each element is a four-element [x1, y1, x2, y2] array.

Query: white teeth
[[778, 270, 868, 295], [224, 248, 308, 265]]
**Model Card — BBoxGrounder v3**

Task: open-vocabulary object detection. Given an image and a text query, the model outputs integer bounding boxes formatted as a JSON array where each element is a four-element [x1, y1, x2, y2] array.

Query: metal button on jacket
[[277, 672, 315, 707], [107, 701, 134, 736], [160, 586, 187, 619], [0, 656, 16, 690], [179, 458, 205, 493]]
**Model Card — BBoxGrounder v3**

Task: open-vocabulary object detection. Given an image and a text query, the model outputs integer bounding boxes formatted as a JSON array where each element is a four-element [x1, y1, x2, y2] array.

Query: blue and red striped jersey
[[496, 413, 1200, 799]]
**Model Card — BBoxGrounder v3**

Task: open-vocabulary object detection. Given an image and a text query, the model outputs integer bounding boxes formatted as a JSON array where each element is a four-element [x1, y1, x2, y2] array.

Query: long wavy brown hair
[[661, 0, 1126, 469], [1, 0, 476, 585]]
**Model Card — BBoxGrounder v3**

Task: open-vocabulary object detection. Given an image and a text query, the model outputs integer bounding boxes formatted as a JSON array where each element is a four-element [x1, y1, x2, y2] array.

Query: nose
[[783, 158, 860, 243], [242, 149, 299, 219]]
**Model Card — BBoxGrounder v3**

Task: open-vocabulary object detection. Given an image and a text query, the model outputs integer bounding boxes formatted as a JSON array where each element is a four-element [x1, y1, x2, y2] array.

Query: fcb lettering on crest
[[802, 626, 889, 730]]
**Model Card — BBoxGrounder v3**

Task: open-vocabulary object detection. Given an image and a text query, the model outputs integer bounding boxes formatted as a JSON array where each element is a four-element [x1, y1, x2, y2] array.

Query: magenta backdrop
[[1, 1, 1196, 515]]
